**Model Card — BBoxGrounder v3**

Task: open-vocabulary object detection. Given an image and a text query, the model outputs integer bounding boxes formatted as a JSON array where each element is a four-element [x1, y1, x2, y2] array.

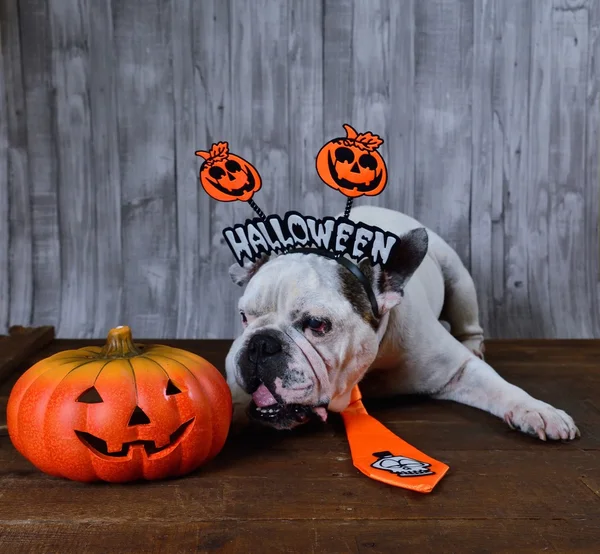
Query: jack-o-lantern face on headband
[[196, 142, 262, 202], [316, 124, 388, 198]]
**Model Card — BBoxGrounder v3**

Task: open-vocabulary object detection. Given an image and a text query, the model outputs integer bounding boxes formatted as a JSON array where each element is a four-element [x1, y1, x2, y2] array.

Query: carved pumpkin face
[[196, 142, 262, 202], [316, 124, 388, 198], [7, 326, 232, 483]]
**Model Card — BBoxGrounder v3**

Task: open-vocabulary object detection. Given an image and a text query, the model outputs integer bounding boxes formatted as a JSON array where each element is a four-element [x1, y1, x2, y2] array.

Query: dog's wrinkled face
[[226, 228, 428, 430]]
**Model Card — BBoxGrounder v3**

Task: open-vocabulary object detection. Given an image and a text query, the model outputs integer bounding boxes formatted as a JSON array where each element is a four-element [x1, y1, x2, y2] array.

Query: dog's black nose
[[247, 334, 282, 363]]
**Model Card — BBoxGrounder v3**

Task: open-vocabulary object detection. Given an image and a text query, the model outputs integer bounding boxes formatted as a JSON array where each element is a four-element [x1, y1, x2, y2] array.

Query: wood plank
[[0, 326, 55, 386], [48, 0, 95, 338], [588, 0, 600, 314], [245, 1, 290, 216], [349, 0, 390, 212], [526, 1, 555, 339], [172, 0, 199, 339], [494, 0, 536, 338], [0, 0, 9, 335], [548, 0, 594, 337], [470, 0, 495, 335], [322, 0, 354, 217], [18, 0, 62, 329], [0, 519, 598, 554], [0, 0, 33, 331], [88, 0, 124, 338], [288, 0, 324, 216], [414, 0, 474, 268], [489, 0, 508, 339], [387, 0, 416, 215], [113, 0, 177, 338], [193, 0, 233, 339], [351, 519, 600, 554], [0, 450, 598, 521]]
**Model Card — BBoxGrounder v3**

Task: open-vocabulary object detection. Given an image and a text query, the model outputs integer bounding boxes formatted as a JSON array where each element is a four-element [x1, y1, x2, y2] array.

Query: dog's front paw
[[504, 400, 580, 441]]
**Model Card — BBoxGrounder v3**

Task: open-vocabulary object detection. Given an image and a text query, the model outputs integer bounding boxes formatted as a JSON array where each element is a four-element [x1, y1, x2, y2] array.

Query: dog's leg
[[432, 238, 485, 358], [396, 270, 577, 441], [431, 353, 579, 441]]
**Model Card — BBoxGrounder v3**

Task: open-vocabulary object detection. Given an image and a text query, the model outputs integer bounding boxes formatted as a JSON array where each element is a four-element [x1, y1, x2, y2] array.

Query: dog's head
[[226, 228, 428, 430]]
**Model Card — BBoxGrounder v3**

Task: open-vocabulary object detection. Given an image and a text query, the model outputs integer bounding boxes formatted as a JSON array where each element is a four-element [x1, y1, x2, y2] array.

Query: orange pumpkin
[[7, 326, 232, 483], [316, 124, 388, 198], [195, 141, 262, 202]]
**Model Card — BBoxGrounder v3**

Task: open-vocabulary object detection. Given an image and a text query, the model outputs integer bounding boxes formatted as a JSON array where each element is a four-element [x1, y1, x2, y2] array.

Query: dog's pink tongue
[[253, 384, 278, 407], [313, 406, 328, 422]]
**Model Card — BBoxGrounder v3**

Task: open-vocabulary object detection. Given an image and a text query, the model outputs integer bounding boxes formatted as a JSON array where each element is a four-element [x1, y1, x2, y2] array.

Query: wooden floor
[[0, 339, 599, 553]]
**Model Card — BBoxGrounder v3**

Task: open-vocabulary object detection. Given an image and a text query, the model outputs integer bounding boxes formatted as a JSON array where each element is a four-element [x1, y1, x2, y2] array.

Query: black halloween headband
[[195, 124, 399, 320]]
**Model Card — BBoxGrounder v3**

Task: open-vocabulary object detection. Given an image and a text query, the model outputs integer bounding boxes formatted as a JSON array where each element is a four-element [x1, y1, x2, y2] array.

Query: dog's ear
[[229, 253, 273, 287], [359, 228, 428, 315]]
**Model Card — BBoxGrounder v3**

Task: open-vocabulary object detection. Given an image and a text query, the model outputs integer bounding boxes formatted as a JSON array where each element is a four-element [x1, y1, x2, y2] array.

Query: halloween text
[[223, 212, 399, 267]]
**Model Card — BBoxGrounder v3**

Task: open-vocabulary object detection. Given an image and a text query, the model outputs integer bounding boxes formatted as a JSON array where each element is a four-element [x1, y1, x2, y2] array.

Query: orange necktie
[[340, 385, 449, 493]]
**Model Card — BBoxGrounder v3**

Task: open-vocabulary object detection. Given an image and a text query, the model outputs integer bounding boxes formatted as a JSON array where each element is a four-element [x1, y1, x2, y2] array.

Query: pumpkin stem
[[101, 326, 142, 358], [343, 123, 358, 139], [195, 150, 210, 160]]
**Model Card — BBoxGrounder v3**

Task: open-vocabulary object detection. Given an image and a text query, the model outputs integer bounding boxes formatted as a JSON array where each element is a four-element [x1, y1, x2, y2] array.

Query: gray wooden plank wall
[[0, 0, 598, 339]]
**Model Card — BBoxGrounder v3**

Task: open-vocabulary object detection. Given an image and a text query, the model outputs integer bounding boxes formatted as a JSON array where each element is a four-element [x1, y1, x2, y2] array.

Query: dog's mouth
[[248, 400, 328, 429], [247, 384, 328, 429]]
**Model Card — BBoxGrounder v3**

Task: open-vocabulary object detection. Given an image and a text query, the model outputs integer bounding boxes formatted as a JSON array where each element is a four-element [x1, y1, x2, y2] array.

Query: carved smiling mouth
[[74, 418, 195, 458], [327, 151, 383, 192], [206, 170, 256, 197]]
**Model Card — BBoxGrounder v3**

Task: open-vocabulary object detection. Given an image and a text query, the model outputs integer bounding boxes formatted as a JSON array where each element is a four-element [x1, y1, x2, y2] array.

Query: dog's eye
[[304, 317, 329, 335], [240, 311, 248, 325]]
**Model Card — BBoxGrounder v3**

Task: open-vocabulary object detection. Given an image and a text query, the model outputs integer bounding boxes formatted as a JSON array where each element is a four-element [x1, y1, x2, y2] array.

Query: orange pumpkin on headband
[[316, 124, 388, 198], [195, 142, 262, 202]]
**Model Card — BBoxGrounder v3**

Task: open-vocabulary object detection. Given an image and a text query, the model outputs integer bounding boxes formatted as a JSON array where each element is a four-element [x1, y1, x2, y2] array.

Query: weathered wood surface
[[17, 0, 61, 330], [0, 339, 599, 553], [1, 0, 599, 339], [88, 1, 123, 339], [0, 0, 33, 333], [0, 1, 9, 336]]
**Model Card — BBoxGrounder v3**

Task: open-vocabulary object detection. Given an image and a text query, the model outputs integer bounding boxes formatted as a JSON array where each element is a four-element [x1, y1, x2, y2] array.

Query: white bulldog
[[225, 206, 579, 441]]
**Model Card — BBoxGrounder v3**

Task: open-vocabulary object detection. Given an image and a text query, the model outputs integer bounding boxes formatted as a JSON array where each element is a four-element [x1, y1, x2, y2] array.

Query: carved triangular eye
[[77, 387, 104, 403], [166, 380, 181, 396]]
